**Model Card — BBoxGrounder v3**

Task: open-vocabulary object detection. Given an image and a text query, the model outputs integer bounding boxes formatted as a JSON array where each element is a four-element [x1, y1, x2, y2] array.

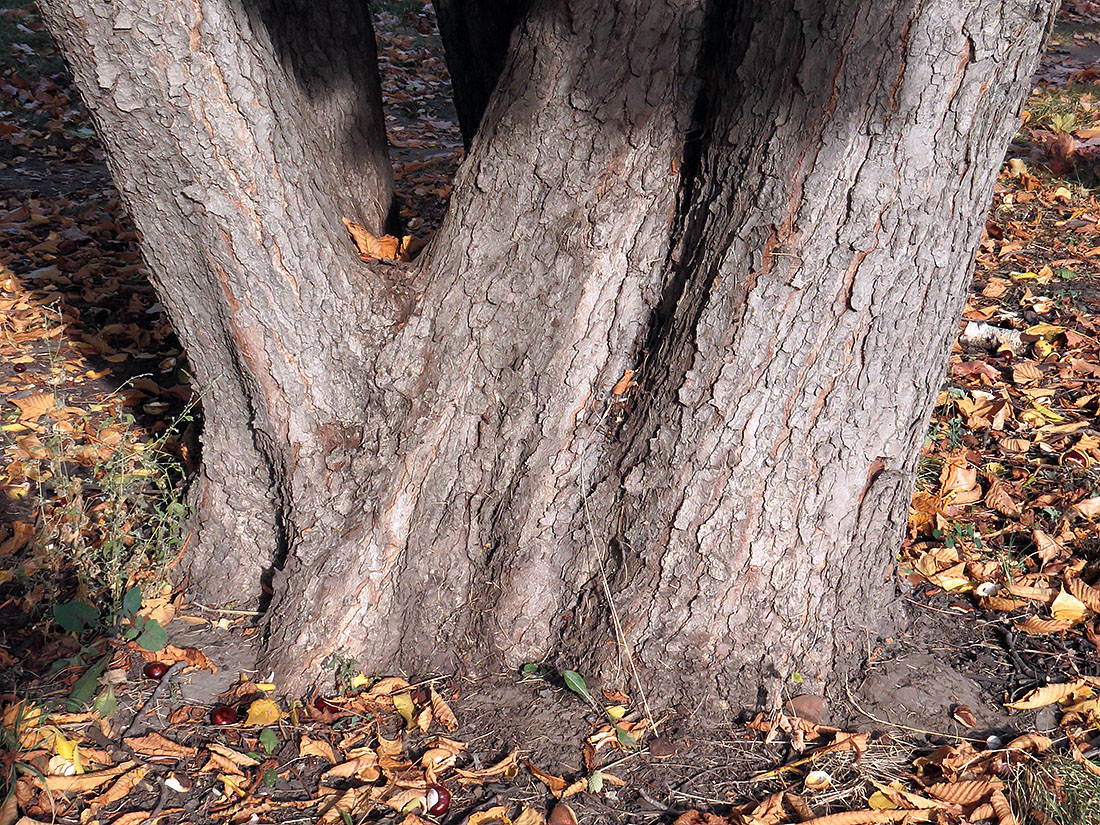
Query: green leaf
[[588, 771, 604, 793], [121, 585, 143, 618], [54, 601, 98, 633], [614, 724, 637, 749], [262, 768, 278, 787], [339, 809, 354, 825], [562, 670, 593, 704], [135, 619, 167, 651], [92, 688, 119, 719], [69, 654, 110, 707], [258, 727, 278, 754], [522, 663, 539, 674], [123, 627, 140, 640]]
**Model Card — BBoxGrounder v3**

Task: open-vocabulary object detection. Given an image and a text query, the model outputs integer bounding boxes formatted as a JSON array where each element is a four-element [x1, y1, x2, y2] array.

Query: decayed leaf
[[430, 687, 459, 731], [951, 705, 978, 727], [611, 370, 635, 396], [1005, 678, 1091, 710], [796, 809, 924, 824], [1051, 587, 1090, 623], [1032, 528, 1066, 566], [12, 392, 55, 422], [939, 457, 981, 504], [1014, 616, 1074, 635]]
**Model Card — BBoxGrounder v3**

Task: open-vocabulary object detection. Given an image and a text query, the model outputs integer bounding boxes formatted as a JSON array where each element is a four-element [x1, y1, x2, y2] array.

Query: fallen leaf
[[243, 697, 280, 726], [1005, 678, 1092, 710], [12, 392, 54, 422], [1052, 587, 1090, 623]]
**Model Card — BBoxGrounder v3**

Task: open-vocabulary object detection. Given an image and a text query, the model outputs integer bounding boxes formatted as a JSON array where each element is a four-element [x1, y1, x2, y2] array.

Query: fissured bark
[[40, 0, 1055, 708]]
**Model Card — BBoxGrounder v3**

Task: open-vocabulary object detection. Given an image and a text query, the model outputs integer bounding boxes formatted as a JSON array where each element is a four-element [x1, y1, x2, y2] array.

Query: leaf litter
[[5, 1, 1100, 823]]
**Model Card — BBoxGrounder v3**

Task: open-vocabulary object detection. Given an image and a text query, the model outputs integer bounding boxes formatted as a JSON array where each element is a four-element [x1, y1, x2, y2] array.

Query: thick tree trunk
[[38, 0, 398, 606], [432, 0, 524, 146], [40, 0, 1056, 709]]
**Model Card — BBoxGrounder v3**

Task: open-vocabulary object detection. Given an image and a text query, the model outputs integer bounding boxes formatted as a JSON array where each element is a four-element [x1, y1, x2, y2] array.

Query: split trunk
[[38, 0, 1055, 707]]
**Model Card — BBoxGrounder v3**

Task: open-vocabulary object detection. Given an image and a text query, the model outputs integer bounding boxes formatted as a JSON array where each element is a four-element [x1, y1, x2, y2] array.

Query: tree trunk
[[40, 0, 1056, 709], [432, 0, 525, 146]]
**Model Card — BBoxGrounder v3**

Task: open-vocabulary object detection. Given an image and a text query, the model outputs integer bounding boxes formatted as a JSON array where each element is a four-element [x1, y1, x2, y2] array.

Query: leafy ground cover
[[6, 2, 1100, 824]]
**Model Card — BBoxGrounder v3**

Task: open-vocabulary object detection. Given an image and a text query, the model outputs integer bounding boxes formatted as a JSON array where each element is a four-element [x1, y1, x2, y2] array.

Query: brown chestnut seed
[[426, 784, 451, 816], [143, 661, 169, 680], [210, 705, 238, 726]]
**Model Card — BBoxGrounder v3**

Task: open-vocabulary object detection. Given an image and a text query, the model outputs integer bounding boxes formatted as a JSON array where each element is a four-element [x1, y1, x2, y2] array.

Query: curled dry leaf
[[1066, 576, 1100, 612], [1013, 616, 1074, 635], [513, 808, 547, 825], [469, 806, 513, 825], [342, 217, 426, 262], [951, 704, 978, 727], [1005, 678, 1091, 710], [299, 734, 339, 763], [796, 809, 923, 824], [1004, 732, 1053, 753], [430, 687, 459, 731], [455, 747, 518, 783], [984, 478, 1021, 517], [123, 731, 197, 758], [525, 760, 568, 796], [979, 595, 1030, 612], [990, 790, 1016, 825], [1051, 587, 1091, 623]]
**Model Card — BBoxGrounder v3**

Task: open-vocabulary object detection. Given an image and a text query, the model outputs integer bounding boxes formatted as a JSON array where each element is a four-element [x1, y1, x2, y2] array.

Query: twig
[[119, 661, 186, 741], [138, 774, 169, 825], [578, 457, 659, 738]]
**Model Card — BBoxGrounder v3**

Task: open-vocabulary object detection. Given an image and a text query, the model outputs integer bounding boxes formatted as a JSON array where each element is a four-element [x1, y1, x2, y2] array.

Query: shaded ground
[[5, 2, 1100, 824]]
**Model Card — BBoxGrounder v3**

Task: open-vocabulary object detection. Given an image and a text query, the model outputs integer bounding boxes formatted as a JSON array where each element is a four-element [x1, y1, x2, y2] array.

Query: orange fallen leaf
[[12, 392, 54, 422]]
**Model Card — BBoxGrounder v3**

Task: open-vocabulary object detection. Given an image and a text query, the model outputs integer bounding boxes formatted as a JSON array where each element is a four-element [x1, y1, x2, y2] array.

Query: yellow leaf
[[1052, 588, 1090, 623], [243, 698, 280, 726], [868, 791, 900, 810], [605, 705, 626, 720], [1026, 323, 1066, 340], [393, 692, 416, 727], [299, 734, 339, 763]]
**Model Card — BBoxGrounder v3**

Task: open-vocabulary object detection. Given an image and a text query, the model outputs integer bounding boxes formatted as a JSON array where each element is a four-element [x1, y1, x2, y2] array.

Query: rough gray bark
[[39, 0, 1056, 709]]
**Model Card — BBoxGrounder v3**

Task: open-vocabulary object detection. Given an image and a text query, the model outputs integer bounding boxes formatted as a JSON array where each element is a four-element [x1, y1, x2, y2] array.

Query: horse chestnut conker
[[425, 784, 451, 816], [314, 695, 340, 713], [210, 705, 238, 726], [143, 661, 169, 680]]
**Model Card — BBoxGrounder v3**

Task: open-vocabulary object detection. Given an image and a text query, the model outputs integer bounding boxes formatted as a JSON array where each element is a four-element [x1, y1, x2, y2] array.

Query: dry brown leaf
[[299, 735, 339, 763], [124, 732, 196, 758], [1072, 497, 1100, 519], [469, 807, 512, 825], [1052, 588, 1090, 622], [35, 760, 135, 792], [12, 392, 54, 422], [88, 766, 147, 808], [1002, 581, 1055, 603], [925, 778, 1002, 804], [1004, 732, 1053, 752], [1005, 678, 1090, 710], [513, 808, 547, 825], [1011, 361, 1043, 383], [611, 370, 635, 396], [1032, 528, 1066, 566], [430, 687, 458, 731], [206, 742, 260, 767], [939, 457, 981, 504], [984, 479, 1021, 517], [979, 595, 1029, 611], [797, 809, 927, 824], [990, 790, 1016, 825], [456, 748, 518, 783], [0, 792, 16, 825], [342, 218, 425, 262], [525, 760, 568, 796], [321, 753, 380, 783], [1014, 616, 1073, 635], [1066, 576, 1100, 612]]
